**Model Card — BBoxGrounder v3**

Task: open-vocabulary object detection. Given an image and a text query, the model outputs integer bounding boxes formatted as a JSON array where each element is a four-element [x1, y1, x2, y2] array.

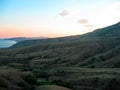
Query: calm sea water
[[0, 39, 17, 48]]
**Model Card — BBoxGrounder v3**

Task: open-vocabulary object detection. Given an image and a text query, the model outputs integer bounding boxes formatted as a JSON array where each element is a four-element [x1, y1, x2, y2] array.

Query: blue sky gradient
[[0, 0, 120, 37]]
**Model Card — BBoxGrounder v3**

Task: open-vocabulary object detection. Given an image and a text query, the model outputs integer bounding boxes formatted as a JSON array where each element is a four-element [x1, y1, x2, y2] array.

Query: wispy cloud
[[78, 19, 89, 24], [59, 10, 70, 16]]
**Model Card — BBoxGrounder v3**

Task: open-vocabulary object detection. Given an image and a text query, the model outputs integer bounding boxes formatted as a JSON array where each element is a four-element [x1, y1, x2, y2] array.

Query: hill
[[11, 22, 120, 48], [0, 22, 120, 90], [8, 22, 120, 68], [36, 85, 72, 90], [4, 37, 48, 42]]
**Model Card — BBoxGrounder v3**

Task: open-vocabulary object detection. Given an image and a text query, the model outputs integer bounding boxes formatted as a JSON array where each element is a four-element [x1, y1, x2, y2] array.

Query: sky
[[0, 0, 120, 38]]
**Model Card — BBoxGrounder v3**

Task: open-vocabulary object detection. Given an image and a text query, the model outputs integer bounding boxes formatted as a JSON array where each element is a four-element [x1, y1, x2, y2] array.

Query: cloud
[[59, 10, 70, 16], [78, 19, 89, 24]]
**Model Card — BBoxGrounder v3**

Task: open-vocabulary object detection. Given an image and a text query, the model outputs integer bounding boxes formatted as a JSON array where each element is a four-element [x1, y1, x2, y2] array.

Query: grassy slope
[[0, 66, 31, 90], [0, 22, 120, 90], [5, 22, 120, 68], [36, 85, 72, 90]]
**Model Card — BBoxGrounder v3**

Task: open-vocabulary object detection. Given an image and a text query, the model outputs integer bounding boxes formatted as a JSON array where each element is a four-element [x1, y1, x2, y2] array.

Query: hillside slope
[[11, 22, 120, 48], [0, 22, 120, 90], [6, 22, 120, 68]]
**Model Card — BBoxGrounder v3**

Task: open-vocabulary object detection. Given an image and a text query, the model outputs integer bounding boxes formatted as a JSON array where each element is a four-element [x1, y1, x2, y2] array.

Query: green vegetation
[[0, 22, 120, 90]]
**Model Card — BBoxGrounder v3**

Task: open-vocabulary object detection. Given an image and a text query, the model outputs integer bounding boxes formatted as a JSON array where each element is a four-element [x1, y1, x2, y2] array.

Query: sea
[[0, 39, 17, 48]]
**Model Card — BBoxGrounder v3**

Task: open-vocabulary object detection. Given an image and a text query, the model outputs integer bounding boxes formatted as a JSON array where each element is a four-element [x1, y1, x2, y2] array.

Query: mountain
[[9, 22, 120, 68], [3, 37, 29, 42], [0, 22, 120, 90], [4, 37, 48, 42], [11, 22, 120, 48]]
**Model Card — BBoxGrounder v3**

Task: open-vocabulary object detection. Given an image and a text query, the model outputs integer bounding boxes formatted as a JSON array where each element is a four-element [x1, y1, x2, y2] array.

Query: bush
[[32, 69, 50, 78], [22, 72, 37, 85]]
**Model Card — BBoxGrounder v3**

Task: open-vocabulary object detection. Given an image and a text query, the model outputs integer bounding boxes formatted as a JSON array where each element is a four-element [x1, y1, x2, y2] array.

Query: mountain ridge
[[11, 22, 120, 48], [3, 37, 48, 42], [0, 22, 120, 90]]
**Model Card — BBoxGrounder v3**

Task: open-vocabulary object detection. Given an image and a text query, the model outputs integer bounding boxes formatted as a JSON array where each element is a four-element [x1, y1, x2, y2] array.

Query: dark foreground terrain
[[0, 22, 120, 90]]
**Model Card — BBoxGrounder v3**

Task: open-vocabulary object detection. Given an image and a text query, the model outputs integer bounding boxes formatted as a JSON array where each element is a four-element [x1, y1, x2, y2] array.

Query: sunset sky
[[0, 0, 120, 38]]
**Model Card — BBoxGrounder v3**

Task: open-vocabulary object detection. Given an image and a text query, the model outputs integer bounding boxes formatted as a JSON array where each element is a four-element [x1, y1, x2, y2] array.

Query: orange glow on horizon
[[1, 0, 120, 38], [0, 28, 71, 38]]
